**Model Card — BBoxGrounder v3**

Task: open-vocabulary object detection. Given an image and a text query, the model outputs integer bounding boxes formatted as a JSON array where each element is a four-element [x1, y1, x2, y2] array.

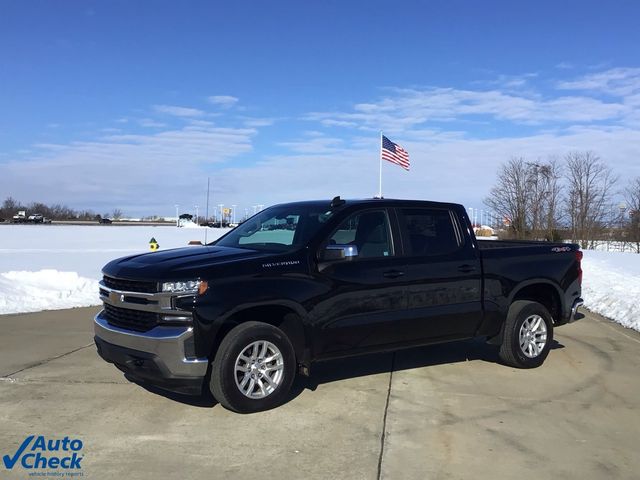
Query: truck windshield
[[213, 204, 335, 252]]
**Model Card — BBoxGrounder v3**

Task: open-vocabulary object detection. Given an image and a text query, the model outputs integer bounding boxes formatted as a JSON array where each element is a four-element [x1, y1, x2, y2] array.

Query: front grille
[[103, 304, 159, 332], [103, 275, 158, 293]]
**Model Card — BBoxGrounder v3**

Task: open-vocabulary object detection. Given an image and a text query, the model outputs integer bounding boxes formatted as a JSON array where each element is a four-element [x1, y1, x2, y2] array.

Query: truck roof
[[271, 198, 463, 211]]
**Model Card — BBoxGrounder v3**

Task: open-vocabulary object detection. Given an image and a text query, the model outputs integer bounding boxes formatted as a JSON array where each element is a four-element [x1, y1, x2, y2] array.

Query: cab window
[[400, 208, 460, 256], [328, 210, 393, 258]]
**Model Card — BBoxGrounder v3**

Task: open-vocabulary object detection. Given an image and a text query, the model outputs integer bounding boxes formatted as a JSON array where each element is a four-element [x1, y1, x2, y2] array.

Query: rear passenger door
[[397, 207, 482, 341]]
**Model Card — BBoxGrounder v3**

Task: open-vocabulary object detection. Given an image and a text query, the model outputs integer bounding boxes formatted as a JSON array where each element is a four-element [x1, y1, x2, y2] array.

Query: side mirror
[[320, 244, 359, 262]]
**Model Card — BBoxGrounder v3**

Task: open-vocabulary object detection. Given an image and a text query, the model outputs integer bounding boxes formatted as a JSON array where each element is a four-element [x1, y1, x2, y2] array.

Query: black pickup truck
[[95, 198, 583, 413]]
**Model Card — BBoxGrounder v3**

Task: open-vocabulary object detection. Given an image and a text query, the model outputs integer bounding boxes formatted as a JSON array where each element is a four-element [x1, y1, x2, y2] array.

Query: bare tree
[[525, 162, 544, 236], [111, 208, 123, 220], [525, 159, 563, 240], [485, 157, 564, 240], [484, 157, 531, 239], [564, 151, 617, 249], [540, 159, 564, 241], [624, 177, 640, 253], [0, 197, 20, 219]]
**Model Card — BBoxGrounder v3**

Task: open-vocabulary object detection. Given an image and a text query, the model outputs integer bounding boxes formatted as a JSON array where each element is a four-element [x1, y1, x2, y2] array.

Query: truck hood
[[102, 245, 272, 281]]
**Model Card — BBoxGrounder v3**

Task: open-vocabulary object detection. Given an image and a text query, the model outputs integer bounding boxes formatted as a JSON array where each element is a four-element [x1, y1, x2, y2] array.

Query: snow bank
[[0, 270, 98, 315], [0, 225, 228, 314], [581, 250, 640, 332]]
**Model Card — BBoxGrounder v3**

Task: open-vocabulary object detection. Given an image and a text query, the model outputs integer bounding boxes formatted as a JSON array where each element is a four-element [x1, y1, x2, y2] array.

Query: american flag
[[381, 135, 410, 170]]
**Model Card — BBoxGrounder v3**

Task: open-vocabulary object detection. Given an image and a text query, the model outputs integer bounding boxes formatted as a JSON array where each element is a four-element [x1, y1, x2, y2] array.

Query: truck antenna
[[331, 196, 346, 208]]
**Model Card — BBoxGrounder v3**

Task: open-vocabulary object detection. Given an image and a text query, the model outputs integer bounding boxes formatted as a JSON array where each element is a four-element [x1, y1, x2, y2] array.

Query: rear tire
[[210, 321, 296, 413], [499, 300, 554, 368]]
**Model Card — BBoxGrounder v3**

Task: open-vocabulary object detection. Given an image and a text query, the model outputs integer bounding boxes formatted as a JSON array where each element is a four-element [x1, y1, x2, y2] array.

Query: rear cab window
[[398, 208, 462, 257]]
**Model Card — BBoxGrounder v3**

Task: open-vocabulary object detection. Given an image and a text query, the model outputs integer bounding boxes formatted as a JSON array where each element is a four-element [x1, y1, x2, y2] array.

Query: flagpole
[[204, 177, 210, 244], [378, 131, 383, 198]]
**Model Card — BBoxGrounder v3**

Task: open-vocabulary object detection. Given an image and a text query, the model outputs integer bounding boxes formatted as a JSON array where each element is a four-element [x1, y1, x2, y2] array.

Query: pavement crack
[[0, 378, 127, 385], [3, 343, 95, 377], [377, 352, 395, 480]]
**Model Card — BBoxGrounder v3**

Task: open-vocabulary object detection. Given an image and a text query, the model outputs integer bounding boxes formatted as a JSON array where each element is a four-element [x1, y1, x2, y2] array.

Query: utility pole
[[218, 204, 224, 227], [194, 205, 199, 225]]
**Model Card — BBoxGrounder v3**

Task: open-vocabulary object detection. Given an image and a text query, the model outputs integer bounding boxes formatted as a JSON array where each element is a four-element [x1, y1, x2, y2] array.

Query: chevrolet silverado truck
[[94, 198, 583, 413]]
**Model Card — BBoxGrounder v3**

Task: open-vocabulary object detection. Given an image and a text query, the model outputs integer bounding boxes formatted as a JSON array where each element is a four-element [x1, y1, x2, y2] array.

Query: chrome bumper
[[569, 298, 584, 323], [94, 310, 208, 378]]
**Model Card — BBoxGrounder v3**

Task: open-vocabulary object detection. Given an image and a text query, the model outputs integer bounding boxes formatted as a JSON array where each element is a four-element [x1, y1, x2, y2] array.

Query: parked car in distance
[[99, 218, 113, 224], [12, 211, 27, 223], [94, 197, 584, 413]]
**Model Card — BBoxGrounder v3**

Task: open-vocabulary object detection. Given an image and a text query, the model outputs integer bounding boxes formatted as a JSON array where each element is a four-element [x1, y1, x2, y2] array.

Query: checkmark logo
[[2, 435, 34, 469]]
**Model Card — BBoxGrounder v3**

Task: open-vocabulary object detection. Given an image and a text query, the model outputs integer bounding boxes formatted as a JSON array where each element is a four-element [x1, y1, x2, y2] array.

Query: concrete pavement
[[1, 307, 639, 479]]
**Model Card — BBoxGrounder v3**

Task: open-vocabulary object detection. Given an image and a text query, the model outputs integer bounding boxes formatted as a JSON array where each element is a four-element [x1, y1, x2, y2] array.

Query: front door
[[309, 208, 407, 357]]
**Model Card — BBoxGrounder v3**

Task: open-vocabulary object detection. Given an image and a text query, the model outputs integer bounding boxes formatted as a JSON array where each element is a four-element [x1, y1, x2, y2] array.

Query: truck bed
[[476, 239, 567, 250]]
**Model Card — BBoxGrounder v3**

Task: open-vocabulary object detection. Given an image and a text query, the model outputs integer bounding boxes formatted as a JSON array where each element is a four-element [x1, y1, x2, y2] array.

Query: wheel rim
[[234, 340, 285, 399], [518, 314, 548, 358]]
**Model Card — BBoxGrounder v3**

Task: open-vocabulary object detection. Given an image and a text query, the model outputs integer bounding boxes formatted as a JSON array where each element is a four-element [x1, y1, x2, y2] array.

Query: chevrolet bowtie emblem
[[110, 291, 125, 303]]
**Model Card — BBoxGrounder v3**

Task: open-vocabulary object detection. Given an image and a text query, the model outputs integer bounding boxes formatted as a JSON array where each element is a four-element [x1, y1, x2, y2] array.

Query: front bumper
[[94, 311, 208, 395]]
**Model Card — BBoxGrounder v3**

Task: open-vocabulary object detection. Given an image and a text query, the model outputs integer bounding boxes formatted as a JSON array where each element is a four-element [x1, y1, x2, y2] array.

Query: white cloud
[[187, 119, 216, 128], [557, 67, 640, 97], [555, 62, 574, 70], [153, 104, 205, 117], [478, 72, 539, 89], [211, 127, 640, 211], [3, 67, 640, 215], [138, 118, 166, 128], [242, 117, 276, 128], [0, 125, 255, 213], [278, 136, 343, 154], [307, 87, 627, 132], [208, 95, 239, 108]]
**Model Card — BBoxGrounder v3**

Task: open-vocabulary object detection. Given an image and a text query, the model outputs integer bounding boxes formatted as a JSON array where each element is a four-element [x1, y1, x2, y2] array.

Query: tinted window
[[215, 204, 335, 252], [401, 208, 460, 256], [329, 210, 393, 258]]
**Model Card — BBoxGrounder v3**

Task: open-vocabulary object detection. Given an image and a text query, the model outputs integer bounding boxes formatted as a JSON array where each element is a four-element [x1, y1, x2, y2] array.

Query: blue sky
[[1, 0, 639, 217]]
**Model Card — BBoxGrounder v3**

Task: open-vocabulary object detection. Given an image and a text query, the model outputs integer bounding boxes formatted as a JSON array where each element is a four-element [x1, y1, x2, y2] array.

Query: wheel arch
[[210, 303, 308, 364], [508, 280, 563, 324]]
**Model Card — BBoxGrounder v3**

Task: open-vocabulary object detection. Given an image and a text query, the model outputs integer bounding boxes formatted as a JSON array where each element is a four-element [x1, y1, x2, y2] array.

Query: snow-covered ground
[[0, 225, 638, 333], [581, 250, 640, 332], [0, 225, 228, 315]]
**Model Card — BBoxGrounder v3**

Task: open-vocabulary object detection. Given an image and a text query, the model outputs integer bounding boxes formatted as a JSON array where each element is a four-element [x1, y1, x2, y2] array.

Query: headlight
[[162, 279, 208, 295]]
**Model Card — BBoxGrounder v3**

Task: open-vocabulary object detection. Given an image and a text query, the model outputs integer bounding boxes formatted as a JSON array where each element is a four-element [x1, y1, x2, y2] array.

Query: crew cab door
[[310, 208, 407, 356], [396, 207, 482, 341]]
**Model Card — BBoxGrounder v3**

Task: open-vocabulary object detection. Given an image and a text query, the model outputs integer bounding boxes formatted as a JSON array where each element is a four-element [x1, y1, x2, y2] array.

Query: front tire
[[210, 321, 296, 413], [499, 300, 554, 368]]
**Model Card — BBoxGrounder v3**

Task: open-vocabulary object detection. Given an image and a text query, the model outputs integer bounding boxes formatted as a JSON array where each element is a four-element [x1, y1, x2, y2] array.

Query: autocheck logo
[[3, 435, 84, 472]]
